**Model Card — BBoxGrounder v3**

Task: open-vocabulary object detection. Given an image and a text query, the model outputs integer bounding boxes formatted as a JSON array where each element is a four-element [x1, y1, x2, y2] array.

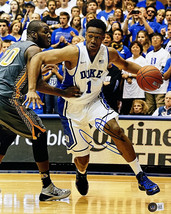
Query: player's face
[[86, 27, 104, 55], [37, 24, 51, 48], [133, 102, 143, 114]]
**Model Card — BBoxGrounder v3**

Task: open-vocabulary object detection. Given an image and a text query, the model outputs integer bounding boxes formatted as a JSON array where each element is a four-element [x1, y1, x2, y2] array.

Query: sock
[[77, 168, 86, 174], [129, 158, 143, 175], [40, 170, 52, 188]]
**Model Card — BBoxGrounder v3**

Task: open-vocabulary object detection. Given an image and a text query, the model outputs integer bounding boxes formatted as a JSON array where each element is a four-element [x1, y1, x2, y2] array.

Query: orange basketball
[[136, 65, 163, 92]]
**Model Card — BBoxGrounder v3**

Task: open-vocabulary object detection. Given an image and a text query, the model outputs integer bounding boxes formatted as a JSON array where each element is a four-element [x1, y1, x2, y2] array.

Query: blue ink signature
[[79, 118, 121, 155]]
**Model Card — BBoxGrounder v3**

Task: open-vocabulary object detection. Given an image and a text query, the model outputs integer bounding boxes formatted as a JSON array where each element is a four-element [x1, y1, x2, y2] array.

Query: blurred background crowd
[[0, 0, 171, 116]]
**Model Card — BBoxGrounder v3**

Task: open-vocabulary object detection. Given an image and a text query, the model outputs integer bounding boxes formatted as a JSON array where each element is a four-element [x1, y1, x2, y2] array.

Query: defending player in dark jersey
[[0, 20, 80, 201]]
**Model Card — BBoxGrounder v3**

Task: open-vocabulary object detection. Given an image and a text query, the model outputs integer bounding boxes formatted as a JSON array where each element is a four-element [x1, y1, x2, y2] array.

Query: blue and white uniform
[[58, 42, 118, 157]]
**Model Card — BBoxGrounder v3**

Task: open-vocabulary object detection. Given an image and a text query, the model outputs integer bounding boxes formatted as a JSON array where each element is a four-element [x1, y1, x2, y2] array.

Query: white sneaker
[[39, 183, 71, 201]]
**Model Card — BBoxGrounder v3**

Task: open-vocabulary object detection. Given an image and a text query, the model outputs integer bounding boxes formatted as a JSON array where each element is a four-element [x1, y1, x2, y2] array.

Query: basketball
[[136, 65, 163, 92]]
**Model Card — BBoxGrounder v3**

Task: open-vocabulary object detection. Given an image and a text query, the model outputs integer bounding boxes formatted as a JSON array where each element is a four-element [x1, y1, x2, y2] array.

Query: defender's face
[[86, 27, 104, 54], [37, 24, 51, 48]]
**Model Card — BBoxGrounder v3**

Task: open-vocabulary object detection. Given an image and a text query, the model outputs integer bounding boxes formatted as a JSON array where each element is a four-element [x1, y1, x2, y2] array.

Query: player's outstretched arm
[[108, 47, 142, 74], [26, 45, 78, 108]]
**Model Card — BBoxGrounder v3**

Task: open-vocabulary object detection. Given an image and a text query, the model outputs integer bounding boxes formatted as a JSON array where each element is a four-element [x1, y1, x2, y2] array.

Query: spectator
[[152, 91, 171, 116], [34, 0, 48, 16], [145, 5, 161, 33], [21, 13, 41, 41], [156, 9, 165, 25], [71, 35, 85, 44], [136, 30, 153, 57], [102, 31, 113, 46], [160, 9, 171, 37], [42, 10, 49, 18], [9, 0, 21, 22], [21, 1, 35, 30], [51, 12, 79, 48], [123, 8, 154, 42], [42, 64, 63, 114], [0, 13, 11, 24], [9, 20, 22, 41], [108, 20, 121, 34], [15, 13, 24, 22], [1, 39, 12, 55], [163, 57, 171, 91], [55, 0, 72, 16], [96, 0, 105, 14], [70, 16, 82, 35], [110, 28, 132, 59], [0, 19, 16, 42], [123, 0, 136, 16], [41, 0, 60, 32], [129, 99, 149, 115], [165, 0, 171, 10], [102, 30, 122, 113], [145, 33, 170, 114], [76, 0, 85, 18], [136, 0, 165, 11], [112, 7, 125, 27], [0, 0, 10, 14], [96, 0, 115, 21], [163, 23, 171, 55], [121, 41, 146, 115]]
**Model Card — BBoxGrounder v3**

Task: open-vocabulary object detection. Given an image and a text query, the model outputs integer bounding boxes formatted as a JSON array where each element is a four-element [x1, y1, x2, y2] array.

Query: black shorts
[[0, 95, 46, 140]]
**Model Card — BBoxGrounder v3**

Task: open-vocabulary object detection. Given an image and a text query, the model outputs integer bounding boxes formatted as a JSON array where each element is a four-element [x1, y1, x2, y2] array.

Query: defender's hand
[[23, 91, 44, 109]]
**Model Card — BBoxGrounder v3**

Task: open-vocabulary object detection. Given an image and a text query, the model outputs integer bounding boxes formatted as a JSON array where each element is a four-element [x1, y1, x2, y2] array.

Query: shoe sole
[[39, 191, 71, 201], [138, 185, 160, 195]]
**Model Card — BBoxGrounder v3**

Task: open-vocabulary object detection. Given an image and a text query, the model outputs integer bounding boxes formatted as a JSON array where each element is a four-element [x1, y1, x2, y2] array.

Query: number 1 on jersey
[[86, 80, 91, 93]]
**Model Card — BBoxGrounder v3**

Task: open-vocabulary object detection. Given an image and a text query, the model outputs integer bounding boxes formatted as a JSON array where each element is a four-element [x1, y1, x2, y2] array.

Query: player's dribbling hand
[[22, 91, 44, 109], [63, 86, 82, 98]]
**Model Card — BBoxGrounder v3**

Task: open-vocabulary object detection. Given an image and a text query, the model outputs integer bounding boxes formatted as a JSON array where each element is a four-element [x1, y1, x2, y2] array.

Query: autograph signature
[[79, 118, 121, 155]]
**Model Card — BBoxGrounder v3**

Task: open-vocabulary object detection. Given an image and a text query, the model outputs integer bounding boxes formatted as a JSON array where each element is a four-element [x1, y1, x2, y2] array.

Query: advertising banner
[[3, 116, 171, 166]]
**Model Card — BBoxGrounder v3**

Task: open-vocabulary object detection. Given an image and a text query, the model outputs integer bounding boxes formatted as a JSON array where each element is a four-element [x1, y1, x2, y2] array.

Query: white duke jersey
[[145, 48, 170, 94], [61, 42, 109, 104]]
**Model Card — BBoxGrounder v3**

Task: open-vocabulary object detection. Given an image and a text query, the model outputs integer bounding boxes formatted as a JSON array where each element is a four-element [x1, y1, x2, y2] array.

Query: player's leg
[[104, 118, 160, 195], [31, 130, 71, 201], [59, 115, 90, 195], [74, 154, 89, 196], [0, 125, 17, 163], [0, 98, 70, 201]]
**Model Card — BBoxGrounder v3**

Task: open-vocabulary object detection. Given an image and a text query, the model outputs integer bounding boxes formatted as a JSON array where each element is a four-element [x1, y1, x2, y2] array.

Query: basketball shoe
[[75, 169, 89, 196], [39, 183, 71, 201], [136, 172, 160, 195]]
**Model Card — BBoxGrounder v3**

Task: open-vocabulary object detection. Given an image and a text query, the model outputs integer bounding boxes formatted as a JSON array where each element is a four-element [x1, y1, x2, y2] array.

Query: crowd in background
[[0, 0, 171, 115]]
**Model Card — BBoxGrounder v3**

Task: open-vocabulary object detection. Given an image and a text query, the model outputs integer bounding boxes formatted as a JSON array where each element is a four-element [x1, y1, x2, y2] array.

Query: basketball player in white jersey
[[26, 19, 160, 196]]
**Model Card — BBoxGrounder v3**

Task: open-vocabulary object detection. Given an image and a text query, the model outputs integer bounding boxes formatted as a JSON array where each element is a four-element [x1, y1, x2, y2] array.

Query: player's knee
[[32, 132, 49, 162]]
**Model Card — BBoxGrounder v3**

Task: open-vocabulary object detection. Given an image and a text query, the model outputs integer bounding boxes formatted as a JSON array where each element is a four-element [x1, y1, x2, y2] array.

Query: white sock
[[129, 157, 143, 175], [77, 169, 86, 174]]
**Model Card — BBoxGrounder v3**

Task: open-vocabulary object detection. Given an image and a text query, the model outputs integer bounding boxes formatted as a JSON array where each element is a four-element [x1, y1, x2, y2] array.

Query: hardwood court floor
[[0, 173, 170, 214]]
